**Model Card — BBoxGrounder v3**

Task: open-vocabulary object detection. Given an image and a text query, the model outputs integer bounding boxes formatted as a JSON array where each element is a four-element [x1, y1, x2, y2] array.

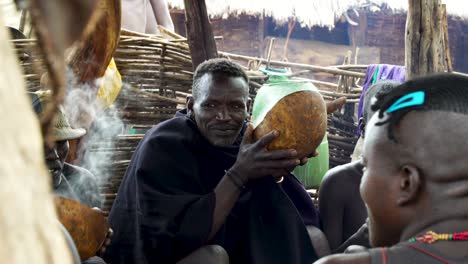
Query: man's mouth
[[211, 128, 238, 136]]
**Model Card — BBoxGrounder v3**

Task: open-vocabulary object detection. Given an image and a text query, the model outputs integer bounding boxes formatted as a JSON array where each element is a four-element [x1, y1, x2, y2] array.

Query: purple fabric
[[281, 173, 320, 227], [357, 64, 379, 123], [356, 64, 406, 136]]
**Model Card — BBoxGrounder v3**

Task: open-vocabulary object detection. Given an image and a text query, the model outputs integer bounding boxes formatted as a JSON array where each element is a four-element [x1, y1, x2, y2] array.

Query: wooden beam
[[405, 0, 447, 79], [219, 51, 366, 78], [183, 0, 218, 70]]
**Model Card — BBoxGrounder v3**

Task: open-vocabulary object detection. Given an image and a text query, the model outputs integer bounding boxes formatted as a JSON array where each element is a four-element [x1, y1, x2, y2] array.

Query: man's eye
[[232, 103, 245, 109], [203, 103, 216, 108]]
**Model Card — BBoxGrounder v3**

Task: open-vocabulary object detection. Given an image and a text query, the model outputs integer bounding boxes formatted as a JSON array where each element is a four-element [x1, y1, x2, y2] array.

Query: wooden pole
[[183, 0, 218, 70], [405, 0, 447, 79], [441, 4, 453, 72]]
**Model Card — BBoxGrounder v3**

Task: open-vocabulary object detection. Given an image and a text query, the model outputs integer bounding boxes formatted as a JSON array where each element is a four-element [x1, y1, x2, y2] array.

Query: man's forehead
[[198, 73, 248, 99], [363, 114, 392, 156]]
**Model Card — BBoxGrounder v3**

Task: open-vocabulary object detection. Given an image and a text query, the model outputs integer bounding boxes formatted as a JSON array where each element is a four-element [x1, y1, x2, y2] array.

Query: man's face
[[190, 73, 250, 147], [44, 140, 70, 187], [360, 115, 404, 247]]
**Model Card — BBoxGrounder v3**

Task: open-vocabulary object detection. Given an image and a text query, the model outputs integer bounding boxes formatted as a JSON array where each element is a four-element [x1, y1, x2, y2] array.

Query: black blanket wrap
[[104, 111, 319, 263]]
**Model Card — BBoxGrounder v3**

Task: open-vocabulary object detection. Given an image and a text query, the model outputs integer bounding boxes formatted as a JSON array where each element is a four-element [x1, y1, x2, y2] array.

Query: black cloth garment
[[104, 110, 319, 264]]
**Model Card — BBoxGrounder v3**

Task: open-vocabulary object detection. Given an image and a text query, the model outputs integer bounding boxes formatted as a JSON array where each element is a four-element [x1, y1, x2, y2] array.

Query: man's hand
[[273, 150, 319, 181], [98, 228, 113, 256], [229, 124, 301, 182], [92, 207, 113, 256], [299, 150, 319, 166]]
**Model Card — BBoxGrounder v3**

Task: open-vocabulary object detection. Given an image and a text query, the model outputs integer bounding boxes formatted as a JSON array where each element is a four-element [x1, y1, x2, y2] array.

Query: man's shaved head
[[372, 73, 468, 142], [192, 58, 249, 101], [360, 73, 468, 247]]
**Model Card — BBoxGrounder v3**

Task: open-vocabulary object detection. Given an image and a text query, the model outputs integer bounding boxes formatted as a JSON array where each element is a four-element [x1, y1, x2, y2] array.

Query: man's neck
[[402, 217, 468, 240], [400, 217, 468, 258]]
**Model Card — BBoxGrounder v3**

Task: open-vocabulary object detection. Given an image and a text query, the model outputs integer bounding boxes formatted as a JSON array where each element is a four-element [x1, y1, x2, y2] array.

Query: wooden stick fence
[[12, 34, 365, 212]]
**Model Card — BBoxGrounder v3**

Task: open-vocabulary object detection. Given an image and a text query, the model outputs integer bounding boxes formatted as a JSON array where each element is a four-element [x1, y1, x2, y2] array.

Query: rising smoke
[[63, 69, 125, 207]]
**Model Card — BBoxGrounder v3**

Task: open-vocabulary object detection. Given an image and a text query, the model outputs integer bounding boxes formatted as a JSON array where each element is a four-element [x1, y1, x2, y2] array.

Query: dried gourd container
[[251, 69, 329, 188]]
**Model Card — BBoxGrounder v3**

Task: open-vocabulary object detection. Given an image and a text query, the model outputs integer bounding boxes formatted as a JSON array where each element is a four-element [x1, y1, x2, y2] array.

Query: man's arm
[[208, 126, 301, 240], [334, 220, 370, 253], [319, 170, 346, 251], [208, 173, 243, 240], [149, 0, 175, 32], [313, 252, 371, 264]]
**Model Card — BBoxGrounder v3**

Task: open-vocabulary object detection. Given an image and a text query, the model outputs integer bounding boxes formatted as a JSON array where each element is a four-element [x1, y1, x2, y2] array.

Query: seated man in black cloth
[[105, 58, 324, 263], [315, 73, 468, 264], [30, 91, 108, 263], [319, 81, 399, 252], [30, 91, 102, 208]]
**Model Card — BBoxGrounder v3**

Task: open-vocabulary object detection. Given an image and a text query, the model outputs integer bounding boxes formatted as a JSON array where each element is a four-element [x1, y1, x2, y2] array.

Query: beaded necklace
[[408, 231, 468, 243]]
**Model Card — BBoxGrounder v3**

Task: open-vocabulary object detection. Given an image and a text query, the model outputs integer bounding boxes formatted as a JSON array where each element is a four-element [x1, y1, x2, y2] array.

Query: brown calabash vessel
[[254, 90, 327, 158], [66, 0, 121, 83], [55, 196, 109, 261]]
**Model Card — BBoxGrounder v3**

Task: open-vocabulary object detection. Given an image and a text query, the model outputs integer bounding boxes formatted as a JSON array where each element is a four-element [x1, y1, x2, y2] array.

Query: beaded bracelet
[[225, 170, 246, 191]]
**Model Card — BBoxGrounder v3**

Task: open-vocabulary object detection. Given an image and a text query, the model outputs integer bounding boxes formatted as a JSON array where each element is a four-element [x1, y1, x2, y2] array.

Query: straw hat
[[29, 91, 86, 141]]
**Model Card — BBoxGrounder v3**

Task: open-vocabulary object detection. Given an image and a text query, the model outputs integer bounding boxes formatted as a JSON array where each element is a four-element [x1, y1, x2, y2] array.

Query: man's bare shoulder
[[314, 252, 371, 264]]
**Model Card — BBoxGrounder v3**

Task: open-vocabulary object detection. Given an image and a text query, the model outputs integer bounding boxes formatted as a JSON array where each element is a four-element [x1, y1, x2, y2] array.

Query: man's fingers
[[254, 130, 278, 150], [107, 228, 114, 237], [326, 97, 347, 114], [260, 159, 300, 169], [259, 149, 297, 160], [92, 207, 103, 213], [241, 123, 255, 145]]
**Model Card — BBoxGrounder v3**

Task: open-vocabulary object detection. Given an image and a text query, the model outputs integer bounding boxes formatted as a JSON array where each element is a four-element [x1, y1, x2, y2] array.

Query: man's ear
[[186, 96, 194, 111], [358, 117, 365, 137], [396, 165, 422, 206], [246, 97, 252, 113]]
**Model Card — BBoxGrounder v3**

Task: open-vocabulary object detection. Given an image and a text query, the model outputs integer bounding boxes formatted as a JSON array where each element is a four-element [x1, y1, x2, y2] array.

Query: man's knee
[[205, 245, 229, 263], [177, 245, 229, 264], [307, 225, 331, 258]]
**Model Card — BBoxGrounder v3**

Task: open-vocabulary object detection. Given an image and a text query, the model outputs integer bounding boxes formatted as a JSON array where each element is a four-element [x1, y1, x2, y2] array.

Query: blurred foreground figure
[[316, 74, 468, 263]]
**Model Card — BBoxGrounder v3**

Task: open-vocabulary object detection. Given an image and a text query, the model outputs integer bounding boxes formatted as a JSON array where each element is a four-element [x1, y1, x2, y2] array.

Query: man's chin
[[208, 137, 237, 147]]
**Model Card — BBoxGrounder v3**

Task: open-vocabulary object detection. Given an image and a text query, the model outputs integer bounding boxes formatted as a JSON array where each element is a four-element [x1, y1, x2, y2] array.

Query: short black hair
[[192, 58, 249, 100], [363, 81, 401, 124], [372, 73, 468, 141]]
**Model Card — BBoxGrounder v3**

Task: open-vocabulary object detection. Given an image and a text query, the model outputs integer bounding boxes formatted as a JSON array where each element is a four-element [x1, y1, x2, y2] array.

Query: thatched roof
[[369, 0, 467, 18], [168, 0, 468, 28]]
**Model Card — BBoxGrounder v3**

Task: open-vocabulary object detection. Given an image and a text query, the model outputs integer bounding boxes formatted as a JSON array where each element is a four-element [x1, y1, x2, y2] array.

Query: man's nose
[[216, 107, 231, 121]]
